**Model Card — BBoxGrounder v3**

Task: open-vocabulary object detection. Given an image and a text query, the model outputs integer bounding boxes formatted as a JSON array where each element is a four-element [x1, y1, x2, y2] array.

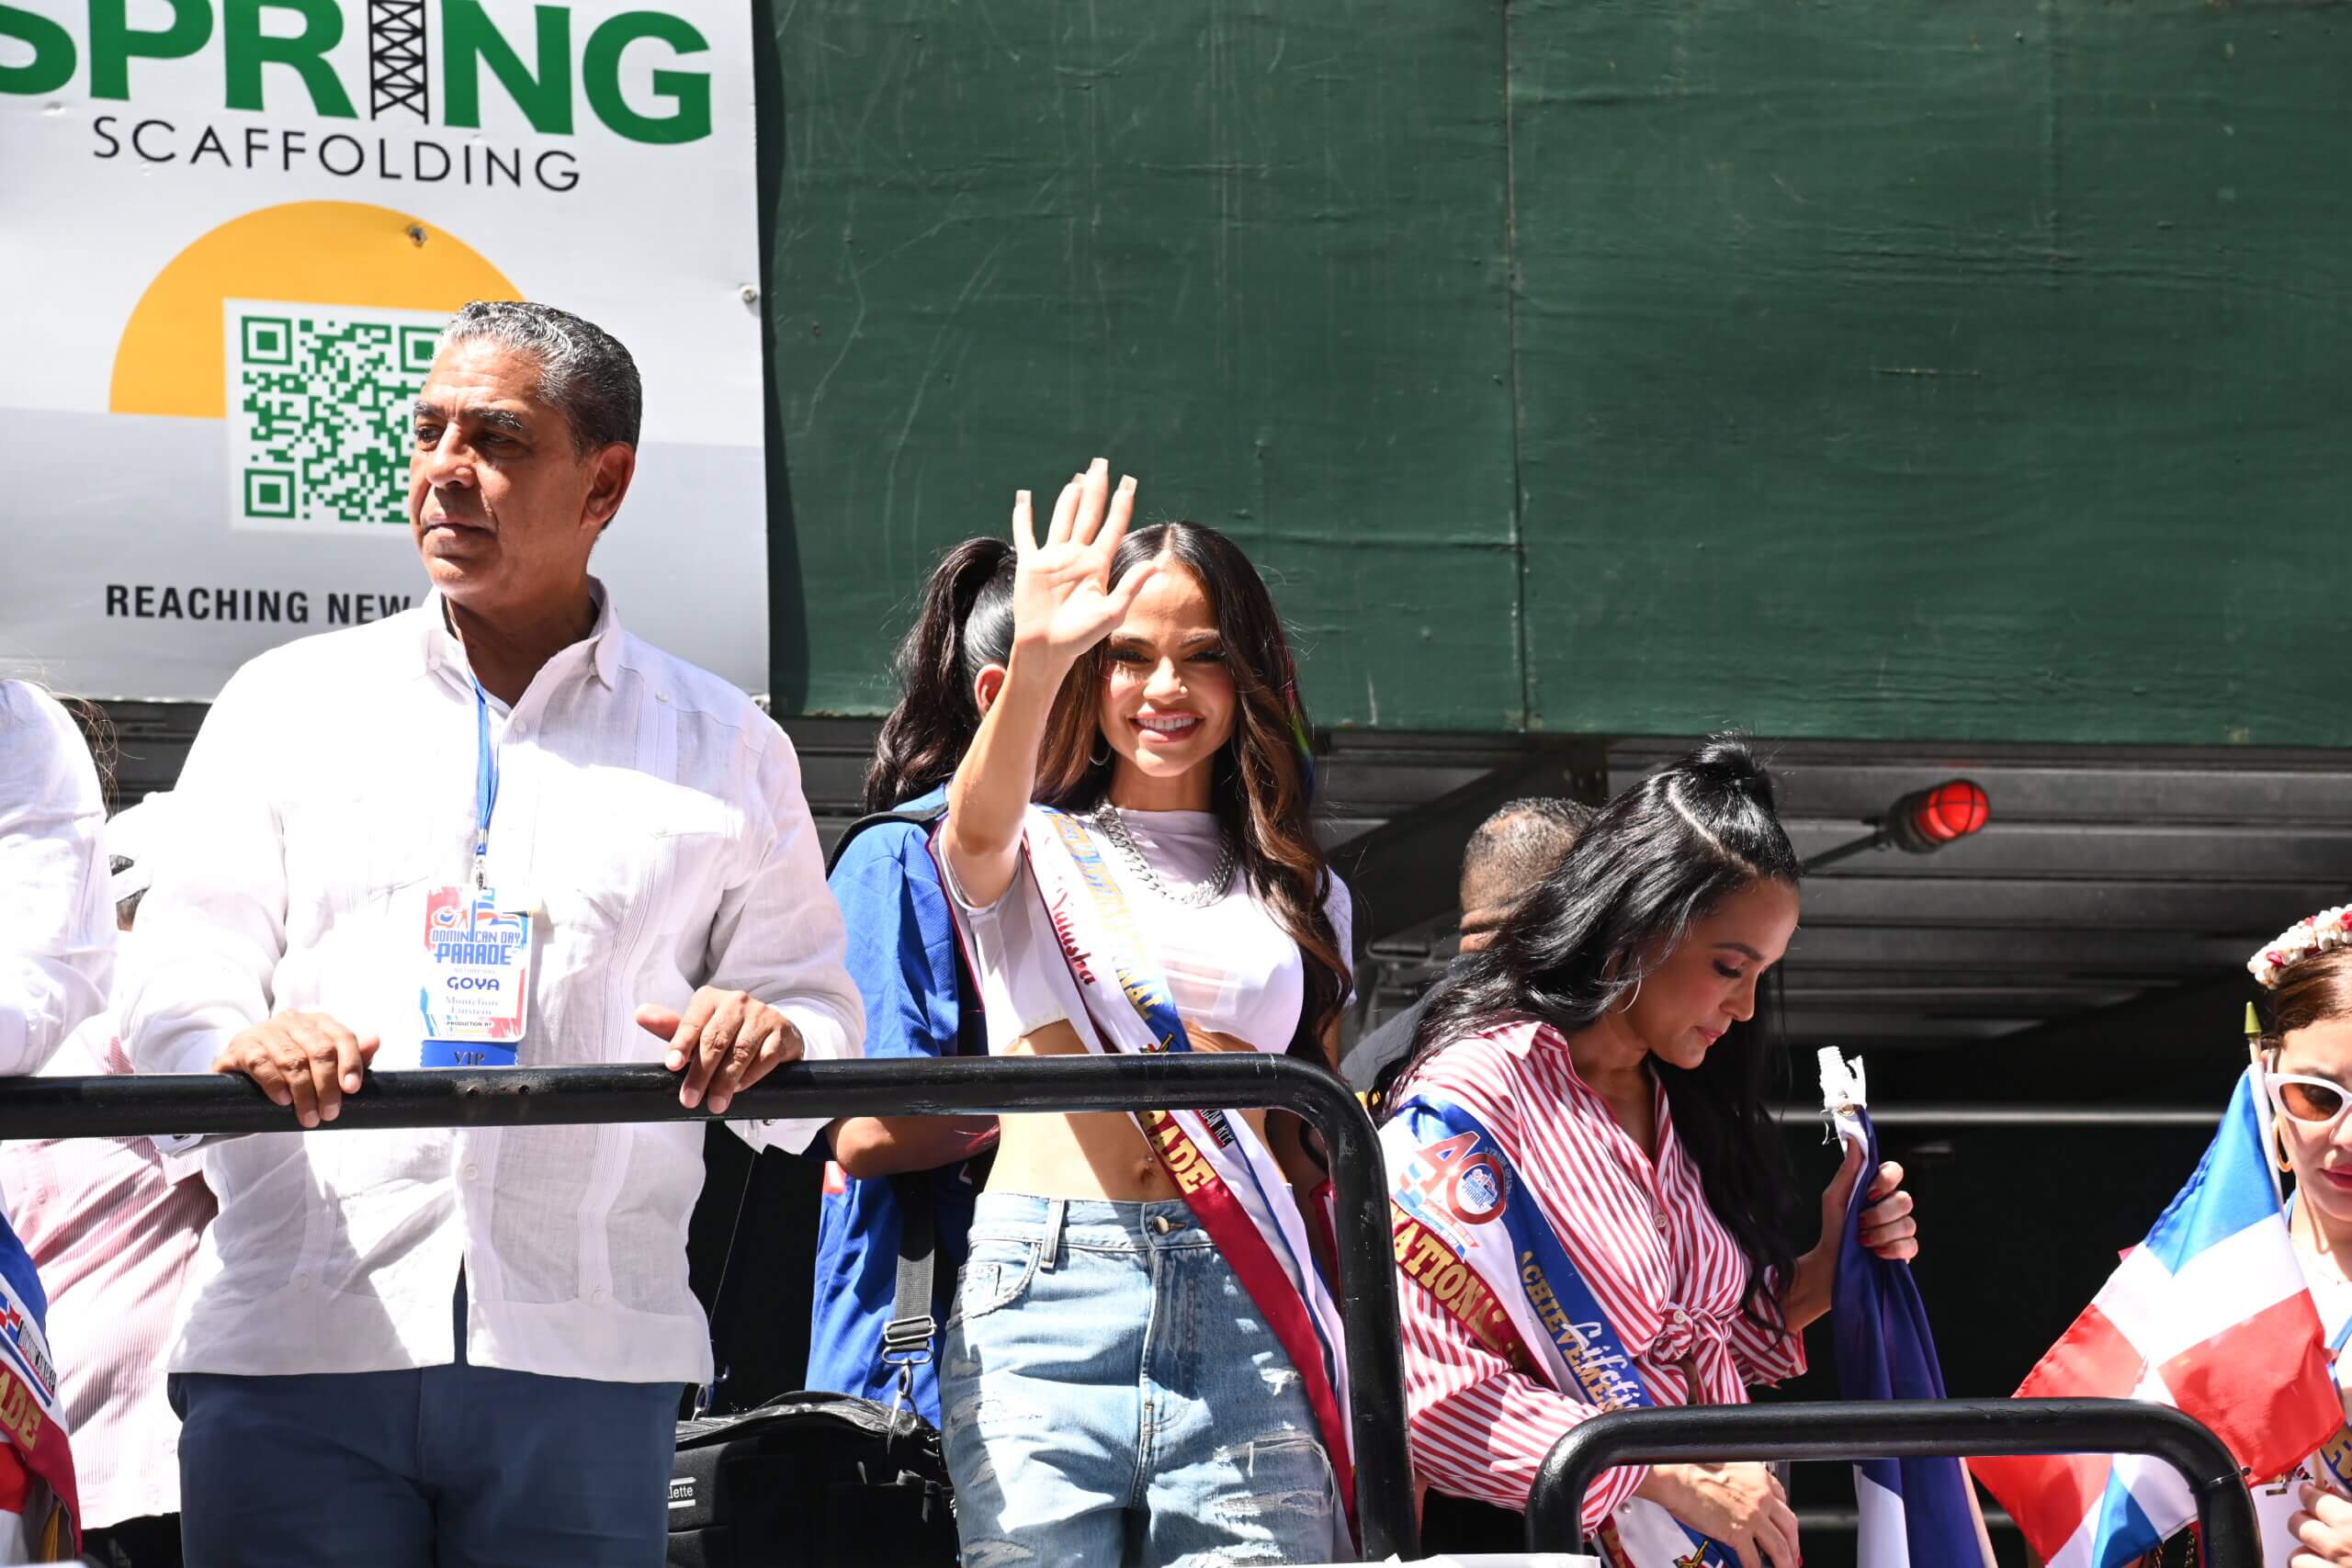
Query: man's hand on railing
[[636, 989, 805, 1115], [211, 1010, 381, 1128]]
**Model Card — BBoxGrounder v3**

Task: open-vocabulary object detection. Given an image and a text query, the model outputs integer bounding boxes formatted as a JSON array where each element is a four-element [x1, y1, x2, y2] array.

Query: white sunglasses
[[2264, 1071, 2352, 1132]]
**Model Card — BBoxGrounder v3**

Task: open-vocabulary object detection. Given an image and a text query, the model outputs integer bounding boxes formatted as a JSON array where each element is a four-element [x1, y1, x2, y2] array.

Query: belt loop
[[1038, 1197, 1065, 1271]]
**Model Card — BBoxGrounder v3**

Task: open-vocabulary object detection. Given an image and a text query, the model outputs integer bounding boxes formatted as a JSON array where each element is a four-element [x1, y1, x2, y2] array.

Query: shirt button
[[461, 1162, 481, 1182], [591, 1286, 607, 1303], [293, 1275, 311, 1292], [1653, 1211, 1670, 1233]]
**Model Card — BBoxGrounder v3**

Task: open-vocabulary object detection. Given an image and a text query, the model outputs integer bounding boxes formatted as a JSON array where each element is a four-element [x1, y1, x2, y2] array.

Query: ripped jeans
[[940, 1193, 1347, 1568]]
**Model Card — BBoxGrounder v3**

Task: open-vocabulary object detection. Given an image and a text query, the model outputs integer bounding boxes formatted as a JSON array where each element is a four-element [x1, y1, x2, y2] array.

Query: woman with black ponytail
[[803, 537, 1015, 1425], [859, 536, 1020, 816], [1376, 739, 1921, 1568]]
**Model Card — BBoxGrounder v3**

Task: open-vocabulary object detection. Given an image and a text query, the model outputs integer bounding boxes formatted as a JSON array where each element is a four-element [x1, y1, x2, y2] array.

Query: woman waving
[[936, 460, 1354, 1566]]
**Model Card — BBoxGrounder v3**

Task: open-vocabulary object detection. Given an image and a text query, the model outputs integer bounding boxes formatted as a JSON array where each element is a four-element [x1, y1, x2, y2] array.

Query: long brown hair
[[2256, 947, 2352, 1048], [1032, 522, 1348, 1058]]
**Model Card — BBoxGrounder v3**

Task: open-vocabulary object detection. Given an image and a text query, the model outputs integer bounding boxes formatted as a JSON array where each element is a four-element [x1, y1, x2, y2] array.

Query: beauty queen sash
[[0, 1212, 76, 1559], [1380, 1089, 1736, 1568], [1015, 806, 1359, 1546]]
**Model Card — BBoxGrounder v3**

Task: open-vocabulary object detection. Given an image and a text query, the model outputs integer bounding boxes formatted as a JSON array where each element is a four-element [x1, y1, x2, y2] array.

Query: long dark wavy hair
[[1032, 521, 1348, 1059], [863, 538, 1018, 813], [1375, 735, 1804, 1332]]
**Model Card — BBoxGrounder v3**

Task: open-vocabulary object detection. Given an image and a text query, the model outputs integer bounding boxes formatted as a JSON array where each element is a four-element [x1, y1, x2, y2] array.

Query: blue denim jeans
[[940, 1193, 1346, 1568]]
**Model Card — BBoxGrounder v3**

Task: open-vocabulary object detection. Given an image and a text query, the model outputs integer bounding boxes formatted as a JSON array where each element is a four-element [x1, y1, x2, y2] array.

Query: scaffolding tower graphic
[[368, 0, 429, 121]]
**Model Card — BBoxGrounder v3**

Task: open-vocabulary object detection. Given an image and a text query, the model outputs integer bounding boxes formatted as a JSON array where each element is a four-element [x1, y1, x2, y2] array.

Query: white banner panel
[[0, 0, 767, 699]]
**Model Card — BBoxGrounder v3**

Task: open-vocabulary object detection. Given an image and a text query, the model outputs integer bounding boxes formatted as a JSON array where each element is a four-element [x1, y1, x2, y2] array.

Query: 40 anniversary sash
[[1381, 1089, 1735, 1568], [0, 1211, 75, 1558], [1016, 806, 1358, 1547]]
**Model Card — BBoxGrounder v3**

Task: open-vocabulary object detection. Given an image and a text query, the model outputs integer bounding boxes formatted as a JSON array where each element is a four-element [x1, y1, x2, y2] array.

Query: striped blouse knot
[[1647, 1303, 1725, 1367]]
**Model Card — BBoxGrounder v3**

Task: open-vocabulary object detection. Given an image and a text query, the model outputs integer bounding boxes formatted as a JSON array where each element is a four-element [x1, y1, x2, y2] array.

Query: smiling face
[[1623, 878, 1801, 1071], [2274, 1019, 2352, 1229], [1095, 557, 1240, 805], [408, 337, 631, 617]]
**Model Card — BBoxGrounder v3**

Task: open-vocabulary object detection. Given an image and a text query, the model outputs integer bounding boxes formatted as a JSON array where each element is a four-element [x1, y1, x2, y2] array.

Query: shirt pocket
[[544, 779, 740, 948]]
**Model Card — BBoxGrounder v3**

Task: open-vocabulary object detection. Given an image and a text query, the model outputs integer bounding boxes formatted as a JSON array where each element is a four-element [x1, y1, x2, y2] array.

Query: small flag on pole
[[1821, 1050, 1991, 1568], [1970, 1068, 2340, 1568]]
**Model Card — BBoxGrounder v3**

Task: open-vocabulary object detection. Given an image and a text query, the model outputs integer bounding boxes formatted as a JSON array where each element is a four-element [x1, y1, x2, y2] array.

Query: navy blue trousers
[[171, 1286, 680, 1567]]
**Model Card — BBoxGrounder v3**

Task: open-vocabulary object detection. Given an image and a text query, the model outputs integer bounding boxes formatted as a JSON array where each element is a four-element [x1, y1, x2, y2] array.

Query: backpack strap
[[879, 1170, 938, 1423], [838, 804, 965, 1419], [824, 802, 952, 876], [699, 799, 962, 1419], [830, 795, 988, 1067]]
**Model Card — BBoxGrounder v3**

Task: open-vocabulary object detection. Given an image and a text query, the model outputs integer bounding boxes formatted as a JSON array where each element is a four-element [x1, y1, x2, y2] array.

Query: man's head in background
[[1456, 796, 1593, 953]]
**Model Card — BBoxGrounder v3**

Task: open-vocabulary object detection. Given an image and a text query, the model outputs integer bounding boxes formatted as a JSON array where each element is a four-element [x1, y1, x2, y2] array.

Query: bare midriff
[[982, 1017, 1280, 1201]]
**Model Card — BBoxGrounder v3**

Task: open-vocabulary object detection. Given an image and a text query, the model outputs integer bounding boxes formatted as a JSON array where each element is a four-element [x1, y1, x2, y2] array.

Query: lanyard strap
[[472, 680, 499, 887]]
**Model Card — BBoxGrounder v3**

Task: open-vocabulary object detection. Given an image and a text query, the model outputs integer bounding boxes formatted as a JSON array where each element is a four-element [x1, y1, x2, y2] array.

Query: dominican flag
[[1822, 1054, 1989, 1568], [1971, 1069, 2341, 1568]]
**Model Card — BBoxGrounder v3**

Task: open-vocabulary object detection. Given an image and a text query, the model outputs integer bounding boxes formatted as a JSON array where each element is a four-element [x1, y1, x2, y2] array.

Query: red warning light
[[1885, 779, 1991, 854]]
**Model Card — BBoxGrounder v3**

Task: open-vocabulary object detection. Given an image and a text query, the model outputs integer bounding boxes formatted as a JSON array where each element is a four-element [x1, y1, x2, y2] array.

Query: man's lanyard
[[418, 678, 533, 1066], [472, 678, 499, 889]]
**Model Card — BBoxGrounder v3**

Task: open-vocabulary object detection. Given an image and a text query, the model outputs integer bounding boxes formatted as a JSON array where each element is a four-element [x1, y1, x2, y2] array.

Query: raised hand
[[1010, 457, 1155, 671]]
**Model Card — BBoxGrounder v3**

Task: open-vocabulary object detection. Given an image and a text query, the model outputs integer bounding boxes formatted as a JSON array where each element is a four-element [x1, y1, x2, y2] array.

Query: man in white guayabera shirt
[[122, 301, 865, 1567]]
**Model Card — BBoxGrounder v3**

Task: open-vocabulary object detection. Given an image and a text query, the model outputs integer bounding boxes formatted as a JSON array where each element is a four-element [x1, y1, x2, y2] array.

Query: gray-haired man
[[126, 301, 864, 1564]]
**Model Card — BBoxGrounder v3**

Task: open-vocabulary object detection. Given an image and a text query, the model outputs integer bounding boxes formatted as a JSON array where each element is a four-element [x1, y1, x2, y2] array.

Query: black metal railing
[[0, 1053, 1419, 1562], [1770, 1104, 2222, 1128], [1527, 1397, 2257, 1568]]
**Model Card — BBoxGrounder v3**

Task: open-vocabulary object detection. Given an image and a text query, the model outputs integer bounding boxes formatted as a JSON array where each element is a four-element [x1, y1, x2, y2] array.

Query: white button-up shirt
[[122, 587, 864, 1384], [0, 680, 114, 1075]]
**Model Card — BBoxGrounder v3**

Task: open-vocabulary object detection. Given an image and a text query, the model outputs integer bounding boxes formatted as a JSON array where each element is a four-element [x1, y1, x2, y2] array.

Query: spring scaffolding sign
[[0, 0, 770, 701]]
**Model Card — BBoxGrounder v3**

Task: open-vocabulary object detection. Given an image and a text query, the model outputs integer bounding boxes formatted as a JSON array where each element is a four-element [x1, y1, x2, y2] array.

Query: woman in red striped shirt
[[1374, 738, 1919, 1568]]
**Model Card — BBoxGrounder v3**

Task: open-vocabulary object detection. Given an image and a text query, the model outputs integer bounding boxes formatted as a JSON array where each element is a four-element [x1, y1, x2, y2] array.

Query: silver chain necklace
[[1087, 800, 1238, 909]]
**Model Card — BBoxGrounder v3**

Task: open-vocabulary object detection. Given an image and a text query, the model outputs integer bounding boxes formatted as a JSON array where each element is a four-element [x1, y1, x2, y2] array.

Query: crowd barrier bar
[[0, 1054, 1419, 1562], [1770, 1105, 2221, 1127], [1525, 1396, 2257, 1568]]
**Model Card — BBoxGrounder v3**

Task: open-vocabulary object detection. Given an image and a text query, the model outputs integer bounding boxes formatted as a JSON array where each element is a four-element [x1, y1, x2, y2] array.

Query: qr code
[[224, 300, 446, 533]]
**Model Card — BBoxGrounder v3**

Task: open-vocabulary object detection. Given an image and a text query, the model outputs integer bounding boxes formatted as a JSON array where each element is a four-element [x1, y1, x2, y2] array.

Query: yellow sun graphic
[[110, 201, 520, 419]]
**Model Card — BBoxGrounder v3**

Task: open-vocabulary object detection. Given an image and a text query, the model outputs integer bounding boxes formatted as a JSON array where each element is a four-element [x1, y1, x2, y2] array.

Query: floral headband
[[2247, 905, 2352, 990]]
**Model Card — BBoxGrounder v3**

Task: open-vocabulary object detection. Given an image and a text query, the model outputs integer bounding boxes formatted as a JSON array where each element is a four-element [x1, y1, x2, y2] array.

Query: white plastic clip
[[1817, 1047, 1869, 1151]]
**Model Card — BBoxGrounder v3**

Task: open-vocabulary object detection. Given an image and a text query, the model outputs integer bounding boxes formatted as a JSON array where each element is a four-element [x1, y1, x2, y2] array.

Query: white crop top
[[944, 807, 1354, 1056]]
